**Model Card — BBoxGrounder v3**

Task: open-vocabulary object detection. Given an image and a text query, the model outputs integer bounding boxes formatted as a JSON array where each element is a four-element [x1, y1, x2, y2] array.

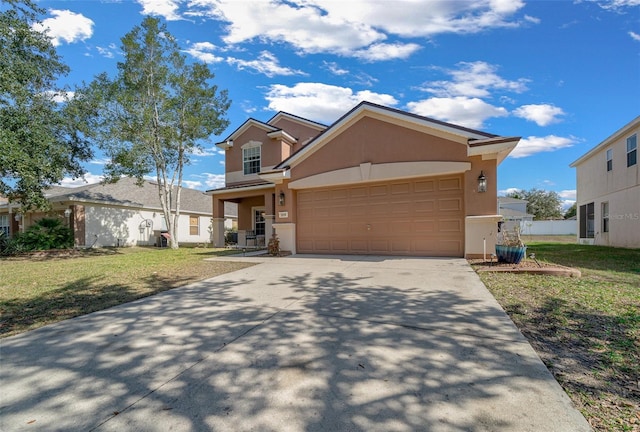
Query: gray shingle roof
[[46, 178, 212, 214]]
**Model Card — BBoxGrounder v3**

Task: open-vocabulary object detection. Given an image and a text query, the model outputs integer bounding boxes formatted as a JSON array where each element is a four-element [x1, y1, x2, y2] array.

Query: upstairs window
[[627, 134, 637, 167], [243, 146, 261, 175], [606, 149, 612, 171]]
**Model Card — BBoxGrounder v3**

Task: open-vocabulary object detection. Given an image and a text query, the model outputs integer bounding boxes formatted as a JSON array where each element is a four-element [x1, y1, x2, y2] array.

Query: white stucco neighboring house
[[0, 178, 214, 247], [497, 197, 534, 231], [570, 116, 640, 248]]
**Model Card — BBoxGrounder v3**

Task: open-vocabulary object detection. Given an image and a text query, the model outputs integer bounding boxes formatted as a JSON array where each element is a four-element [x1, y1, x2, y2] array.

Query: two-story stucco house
[[208, 102, 520, 257], [570, 116, 640, 248]]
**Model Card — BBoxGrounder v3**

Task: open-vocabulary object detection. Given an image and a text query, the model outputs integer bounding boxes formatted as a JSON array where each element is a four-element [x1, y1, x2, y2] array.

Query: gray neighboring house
[[498, 197, 534, 231], [0, 178, 214, 247]]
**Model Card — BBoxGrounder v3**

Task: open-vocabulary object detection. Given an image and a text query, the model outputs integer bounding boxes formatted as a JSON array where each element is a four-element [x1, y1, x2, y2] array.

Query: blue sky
[[32, 0, 640, 209]]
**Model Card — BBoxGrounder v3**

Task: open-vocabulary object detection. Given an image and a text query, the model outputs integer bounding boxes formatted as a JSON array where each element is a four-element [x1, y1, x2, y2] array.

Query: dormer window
[[243, 145, 261, 175]]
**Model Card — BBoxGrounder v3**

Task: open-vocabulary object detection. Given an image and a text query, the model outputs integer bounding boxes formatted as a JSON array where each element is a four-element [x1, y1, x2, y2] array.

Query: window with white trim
[[606, 148, 612, 172], [189, 215, 199, 236], [0, 215, 9, 237], [627, 134, 637, 167], [602, 202, 609, 233], [243, 146, 261, 175]]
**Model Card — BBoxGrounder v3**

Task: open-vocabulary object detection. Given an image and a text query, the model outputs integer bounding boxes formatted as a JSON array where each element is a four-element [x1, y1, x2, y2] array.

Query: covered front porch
[[211, 184, 276, 248]]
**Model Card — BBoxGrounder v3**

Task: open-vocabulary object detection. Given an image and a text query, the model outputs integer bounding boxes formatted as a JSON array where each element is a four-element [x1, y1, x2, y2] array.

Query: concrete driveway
[[0, 255, 590, 432]]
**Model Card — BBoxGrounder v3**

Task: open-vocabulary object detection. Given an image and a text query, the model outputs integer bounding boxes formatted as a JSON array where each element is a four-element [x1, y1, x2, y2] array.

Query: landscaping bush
[[12, 218, 73, 251]]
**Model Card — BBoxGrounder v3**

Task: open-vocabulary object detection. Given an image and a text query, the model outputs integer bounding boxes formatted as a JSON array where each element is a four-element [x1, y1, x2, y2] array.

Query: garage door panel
[[412, 219, 436, 233], [297, 175, 464, 257], [414, 200, 436, 213], [350, 240, 368, 252], [439, 219, 462, 232], [350, 187, 368, 199], [349, 205, 368, 217], [370, 185, 388, 196], [369, 239, 390, 253], [329, 222, 349, 235], [330, 189, 349, 200], [391, 240, 411, 253], [439, 177, 461, 190], [329, 205, 348, 218], [439, 198, 462, 211], [414, 180, 435, 193], [391, 183, 411, 195]]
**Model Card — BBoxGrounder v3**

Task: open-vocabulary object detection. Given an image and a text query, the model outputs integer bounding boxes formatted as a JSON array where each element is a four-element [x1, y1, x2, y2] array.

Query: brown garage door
[[296, 175, 464, 257]]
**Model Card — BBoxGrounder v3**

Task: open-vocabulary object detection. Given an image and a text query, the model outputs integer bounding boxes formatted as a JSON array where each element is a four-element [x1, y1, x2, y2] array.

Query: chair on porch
[[245, 230, 257, 246]]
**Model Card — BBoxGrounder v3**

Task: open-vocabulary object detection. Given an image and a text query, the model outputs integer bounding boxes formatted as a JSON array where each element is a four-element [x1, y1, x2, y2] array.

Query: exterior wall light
[[14, 213, 21, 222], [64, 208, 72, 218], [278, 191, 285, 206], [477, 171, 487, 193]]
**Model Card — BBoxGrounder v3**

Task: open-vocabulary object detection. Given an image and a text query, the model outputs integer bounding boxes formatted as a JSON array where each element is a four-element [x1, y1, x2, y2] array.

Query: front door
[[253, 207, 266, 236]]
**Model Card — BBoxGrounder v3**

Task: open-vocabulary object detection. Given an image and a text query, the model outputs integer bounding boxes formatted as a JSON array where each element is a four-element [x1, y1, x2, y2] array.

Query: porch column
[[212, 196, 225, 247], [264, 191, 275, 239]]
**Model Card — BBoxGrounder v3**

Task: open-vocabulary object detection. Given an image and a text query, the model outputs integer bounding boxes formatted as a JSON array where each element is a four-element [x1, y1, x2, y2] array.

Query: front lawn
[[0, 247, 254, 338], [475, 242, 640, 432]]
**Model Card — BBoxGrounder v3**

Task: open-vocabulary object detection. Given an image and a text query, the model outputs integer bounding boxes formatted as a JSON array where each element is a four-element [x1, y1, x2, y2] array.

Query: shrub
[[13, 218, 73, 251]]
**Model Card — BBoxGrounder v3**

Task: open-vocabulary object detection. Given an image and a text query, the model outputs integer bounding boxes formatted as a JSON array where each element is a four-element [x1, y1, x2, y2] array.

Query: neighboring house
[[570, 116, 640, 248], [0, 178, 213, 247], [498, 197, 534, 231], [208, 102, 520, 258], [223, 201, 238, 231]]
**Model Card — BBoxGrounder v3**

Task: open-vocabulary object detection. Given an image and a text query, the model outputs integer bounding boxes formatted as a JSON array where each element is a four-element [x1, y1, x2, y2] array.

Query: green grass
[[0, 247, 254, 338], [475, 242, 640, 432]]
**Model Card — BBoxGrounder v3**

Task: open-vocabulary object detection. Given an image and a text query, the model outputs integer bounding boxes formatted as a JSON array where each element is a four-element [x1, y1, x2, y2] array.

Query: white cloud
[[136, 0, 182, 20], [89, 158, 110, 166], [406, 97, 508, 129], [265, 83, 398, 124], [57, 173, 104, 187], [558, 189, 577, 200], [44, 90, 74, 103], [591, 0, 640, 11], [96, 44, 117, 59], [629, 31, 640, 41], [323, 61, 349, 76], [353, 42, 421, 62], [421, 61, 529, 98], [33, 9, 94, 46], [513, 104, 565, 126], [509, 135, 577, 158], [189, 146, 219, 157], [524, 15, 541, 24], [182, 180, 203, 189], [184, 42, 224, 63], [227, 51, 307, 77], [198, 0, 525, 59], [197, 173, 226, 189], [498, 187, 522, 196]]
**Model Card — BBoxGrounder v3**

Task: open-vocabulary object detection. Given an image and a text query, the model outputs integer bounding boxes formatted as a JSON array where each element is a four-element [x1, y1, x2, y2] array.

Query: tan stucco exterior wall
[[464, 156, 498, 216], [291, 117, 469, 181], [574, 121, 640, 248], [269, 117, 324, 152]]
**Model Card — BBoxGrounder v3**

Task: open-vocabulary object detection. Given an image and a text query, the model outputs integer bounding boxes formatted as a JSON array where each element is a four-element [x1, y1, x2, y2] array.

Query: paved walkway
[[0, 256, 590, 431]]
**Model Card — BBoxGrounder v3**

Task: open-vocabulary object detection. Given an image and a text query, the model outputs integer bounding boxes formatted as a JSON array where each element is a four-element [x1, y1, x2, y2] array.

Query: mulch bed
[[469, 258, 581, 277]]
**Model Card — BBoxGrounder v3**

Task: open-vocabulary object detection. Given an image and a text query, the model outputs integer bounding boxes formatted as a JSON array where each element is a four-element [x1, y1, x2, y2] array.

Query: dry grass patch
[[0, 247, 254, 337]]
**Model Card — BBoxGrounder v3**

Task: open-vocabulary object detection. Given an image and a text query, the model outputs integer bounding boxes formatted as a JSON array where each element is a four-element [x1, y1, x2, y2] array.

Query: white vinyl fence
[[520, 220, 577, 235]]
